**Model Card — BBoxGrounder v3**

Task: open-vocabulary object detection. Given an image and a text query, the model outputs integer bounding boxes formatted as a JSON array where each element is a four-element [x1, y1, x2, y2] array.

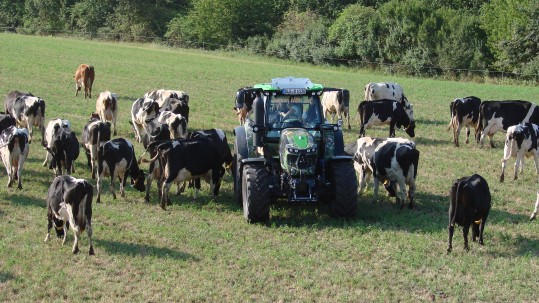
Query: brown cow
[[74, 64, 95, 99]]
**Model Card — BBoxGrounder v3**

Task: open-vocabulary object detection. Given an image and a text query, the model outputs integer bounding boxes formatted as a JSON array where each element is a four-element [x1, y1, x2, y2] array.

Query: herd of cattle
[[3, 64, 537, 255]]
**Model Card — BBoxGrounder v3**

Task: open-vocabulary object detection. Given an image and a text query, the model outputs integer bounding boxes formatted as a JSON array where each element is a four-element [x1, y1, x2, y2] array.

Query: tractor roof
[[254, 77, 324, 95]]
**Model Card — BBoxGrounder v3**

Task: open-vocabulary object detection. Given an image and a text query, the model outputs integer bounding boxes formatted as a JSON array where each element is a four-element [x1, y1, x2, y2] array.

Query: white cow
[[130, 98, 160, 143], [321, 89, 351, 129], [0, 126, 30, 189], [144, 89, 189, 107], [364, 82, 413, 120], [157, 111, 188, 139], [500, 123, 539, 182], [95, 91, 118, 135]]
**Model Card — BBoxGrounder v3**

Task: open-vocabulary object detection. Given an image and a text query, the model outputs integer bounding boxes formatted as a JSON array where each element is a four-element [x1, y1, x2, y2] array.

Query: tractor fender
[[333, 129, 345, 156], [233, 126, 249, 160]]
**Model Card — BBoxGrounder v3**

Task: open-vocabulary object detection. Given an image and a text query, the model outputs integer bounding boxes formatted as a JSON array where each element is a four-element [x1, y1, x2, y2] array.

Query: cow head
[[143, 99, 159, 116], [52, 218, 66, 238], [131, 169, 146, 192], [404, 120, 416, 138]]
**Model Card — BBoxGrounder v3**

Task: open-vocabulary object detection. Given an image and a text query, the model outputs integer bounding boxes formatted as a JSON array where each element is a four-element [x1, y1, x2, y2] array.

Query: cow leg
[[397, 179, 406, 209], [465, 126, 471, 144], [372, 177, 379, 204], [75, 83, 80, 96], [358, 167, 369, 195], [96, 176, 102, 203], [110, 173, 117, 200], [407, 179, 416, 210], [17, 154, 26, 190], [489, 134, 495, 148], [514, 156, 522, 180], [346, 111, 351, 130], [531, 191, 539, 220], [160, 182, 172, 210], [72, 231, 80, 254], [194, 178, 201, 199], [463, 224, 470, 251], [478, 214, 488, 245], [359, 125, 365, 138], [43, 151, 51, 167], [472, 221, 480, 242], [87, 219, 94, 255], [500, 158, 507, 182], [45, 215, 53, 242], [453, 121, 461, 147], [145, 173, 153, 203], [120, 173, 127, 198], [447, 225, 454, 253], [389, 123, 396, 138]]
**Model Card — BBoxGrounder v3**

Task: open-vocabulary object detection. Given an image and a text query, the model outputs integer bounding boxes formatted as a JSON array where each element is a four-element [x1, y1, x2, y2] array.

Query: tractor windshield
[[267, 94, 323, 129]]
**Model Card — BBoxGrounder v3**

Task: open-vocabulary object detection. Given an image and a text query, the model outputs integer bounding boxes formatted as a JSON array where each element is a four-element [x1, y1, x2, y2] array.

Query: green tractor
[[233, 77, 357, 222]]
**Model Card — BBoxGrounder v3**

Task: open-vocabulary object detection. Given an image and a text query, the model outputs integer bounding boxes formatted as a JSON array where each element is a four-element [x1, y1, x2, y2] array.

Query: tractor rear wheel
[[330, 161, 358, 218], [242, 163, 271, 223]]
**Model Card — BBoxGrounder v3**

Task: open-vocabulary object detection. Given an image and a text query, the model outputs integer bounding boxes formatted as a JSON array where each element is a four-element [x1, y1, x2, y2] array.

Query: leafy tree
[[0, 0, 25, 28], [23, 0, 72, 33], [328, 5, 381, 62]]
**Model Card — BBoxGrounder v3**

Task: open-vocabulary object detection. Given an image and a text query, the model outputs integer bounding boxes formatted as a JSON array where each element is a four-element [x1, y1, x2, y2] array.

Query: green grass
[[1, 33, 539, 302]]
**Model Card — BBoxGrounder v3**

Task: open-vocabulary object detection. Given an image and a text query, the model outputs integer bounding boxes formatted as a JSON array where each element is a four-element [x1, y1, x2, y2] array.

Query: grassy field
[[0, 33, 538, 302]]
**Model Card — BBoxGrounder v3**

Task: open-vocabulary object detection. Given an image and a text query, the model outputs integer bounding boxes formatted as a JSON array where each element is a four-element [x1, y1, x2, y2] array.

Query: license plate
[[282, 88, 306, 95]]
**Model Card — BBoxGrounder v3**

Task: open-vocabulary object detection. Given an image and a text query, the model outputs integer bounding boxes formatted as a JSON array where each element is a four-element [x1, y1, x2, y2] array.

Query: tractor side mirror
[[253, 96, 264, 147]]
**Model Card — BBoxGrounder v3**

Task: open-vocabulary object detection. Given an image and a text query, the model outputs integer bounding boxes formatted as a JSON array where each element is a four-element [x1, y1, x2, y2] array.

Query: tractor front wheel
[[330, 161, 358, 218], [242, 163, 271, 223]]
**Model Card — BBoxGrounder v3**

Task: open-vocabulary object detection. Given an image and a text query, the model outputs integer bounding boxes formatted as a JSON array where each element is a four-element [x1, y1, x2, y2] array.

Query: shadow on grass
[[414, 136, 452, 146], [4, 192, 46, 208], [0, 271, 15, 283], [415, 118, 443, 126], [95, 239, 199, 261]]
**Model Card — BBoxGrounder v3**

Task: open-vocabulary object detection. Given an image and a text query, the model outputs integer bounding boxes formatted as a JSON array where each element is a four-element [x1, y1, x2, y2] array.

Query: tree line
[[2, 0, 539, 79]]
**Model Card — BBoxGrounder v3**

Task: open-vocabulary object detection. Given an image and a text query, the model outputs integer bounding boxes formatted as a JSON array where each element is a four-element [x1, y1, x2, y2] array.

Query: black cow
[[45, 175, 94, 255], [358, 99, 415, 138], [448, 96, 481, 147], [81, 114, 111, 179], [47, 128, 79, 176], [160, 97, 189, 123], [234, 87, 258, 125], [0, 113, 16, 133], [0, 126, 30, 189], [143, 137, 227, 210], [5, 90, 45, 144], [448, 174, 491, 252], [476, 100, 539, 147], [96, 138, 145, 203], [141, 118, 171, 204]]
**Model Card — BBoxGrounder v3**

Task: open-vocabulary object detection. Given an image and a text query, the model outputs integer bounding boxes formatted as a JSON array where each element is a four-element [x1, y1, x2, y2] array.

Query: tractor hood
[[279, 128, 317, 176]]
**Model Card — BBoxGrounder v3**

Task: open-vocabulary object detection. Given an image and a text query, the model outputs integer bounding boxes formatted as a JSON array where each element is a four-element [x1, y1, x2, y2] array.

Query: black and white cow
[[358, 99, 415, 138], [96, 138, 146, 203], [476, 100, 539, 148], [448, 174, 491, 253], [370, 140, 419, 209], [130, 98, 160, 143], [0, 126, 29, 189], [5, 90, 45, 144], [321, 88, 351, 129], [47, 128, 79, 176], [42, 118, 71, 168], [157, 111, 188, 139], [144, 89, 189, 107], [234, 87, 258, 125], [143, 136, 228, 210], [348, 136, 415, 197], [45, 175, 94, 255], [160, 97, 189, 123], [448, 96, 481, 147], [500, 123, 539, 182], [140, 118, 171, 204], [81, 115, 111, 179]]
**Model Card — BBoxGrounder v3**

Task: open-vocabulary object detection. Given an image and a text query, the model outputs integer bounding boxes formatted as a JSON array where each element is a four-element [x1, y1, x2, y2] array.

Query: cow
[[358, 99, 415, 138], [0, 113, 16, 133], [0, 126, 29, 189], [74, 64, 95, 99], [130, 98, 160, 143], [500, 123, 539, 182], [369, 140, 419, 209], [142, 136, 228, 210], [348, 136, 415, 197], [42, 118, 71, 167], [157, 111, 188, 139], [140, 118, 171, 204], [160, 97, 189, 123], [46, 128, 79, 176], [5, 90, 45, 144], [95, 91, 118, 135], [364, 82, 413, 119], [321, 88, 351, 129], [45, 175, 94, 255], [96, 138, 146, 203], [144, 89, 189, 107], [476, 100, 539, 148], [447, 174, 491, 253], [234, 87, 258, 125], [448, 96, 481, 147], [81, 114, 111, 179]]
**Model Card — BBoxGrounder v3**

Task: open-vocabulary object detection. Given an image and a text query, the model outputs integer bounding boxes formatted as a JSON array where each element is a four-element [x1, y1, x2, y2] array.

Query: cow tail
[[475, 103, 485, 141], [451, 181, 464, 227]]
